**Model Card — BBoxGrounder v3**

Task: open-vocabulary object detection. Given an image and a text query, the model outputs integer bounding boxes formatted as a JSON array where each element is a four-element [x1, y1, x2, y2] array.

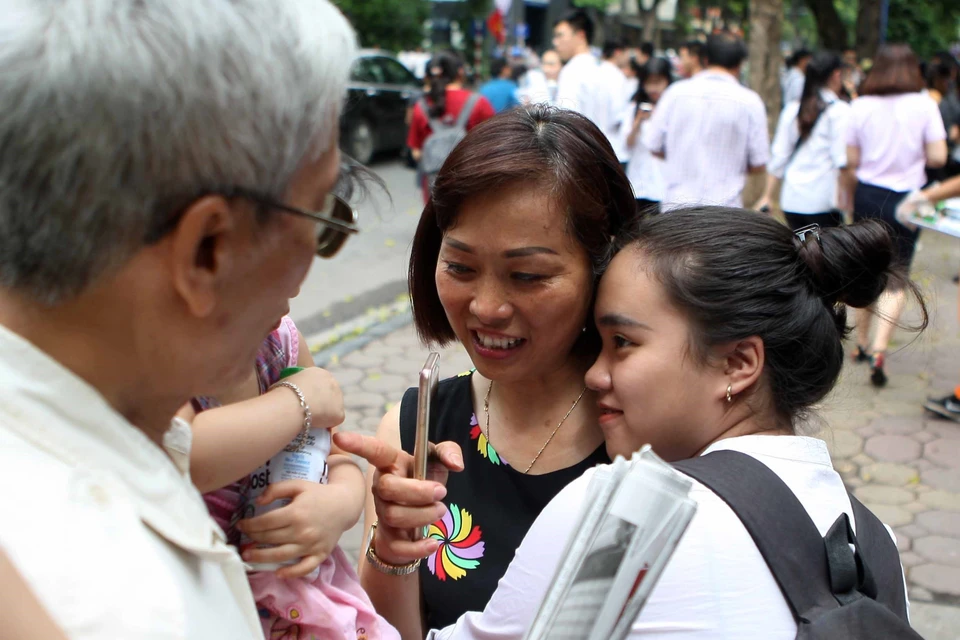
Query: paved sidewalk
[[316, 231, 960, 639]]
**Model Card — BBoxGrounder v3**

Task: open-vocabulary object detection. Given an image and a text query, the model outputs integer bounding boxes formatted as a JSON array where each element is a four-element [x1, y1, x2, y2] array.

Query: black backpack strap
[[673, 450, 838, 622], [849, 494, 910, 620], [397, 386, 419, 456]]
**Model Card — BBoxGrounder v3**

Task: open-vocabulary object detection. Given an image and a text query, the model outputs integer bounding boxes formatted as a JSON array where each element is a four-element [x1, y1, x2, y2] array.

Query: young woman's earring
[[726, 384, 733, 403]]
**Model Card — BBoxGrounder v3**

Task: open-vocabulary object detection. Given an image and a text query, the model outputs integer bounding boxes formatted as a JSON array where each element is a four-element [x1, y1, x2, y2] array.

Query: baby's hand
[[236, 479, 353, 579], [284, 367, 344, 430]]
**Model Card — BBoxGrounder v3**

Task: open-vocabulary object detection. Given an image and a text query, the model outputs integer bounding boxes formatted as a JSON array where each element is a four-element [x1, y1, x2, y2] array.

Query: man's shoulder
[[0, 430, 190, 637]]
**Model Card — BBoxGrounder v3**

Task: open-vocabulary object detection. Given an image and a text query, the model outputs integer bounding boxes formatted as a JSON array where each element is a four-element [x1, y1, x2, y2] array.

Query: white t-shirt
[[556, 52, 601, 124], [846, 92, 947, 192], [769, 89, 851, 214], [427, 435, 907, 640], [621, 103, 665, 201], [0, 323, 261, 639], [641, 70, 770, 209], [596, 60, 628, 158]]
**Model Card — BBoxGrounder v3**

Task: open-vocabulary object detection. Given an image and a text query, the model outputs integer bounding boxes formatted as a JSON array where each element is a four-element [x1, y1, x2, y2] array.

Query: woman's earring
[[582, 326, 587, 333], [726, 384, 733, 404]]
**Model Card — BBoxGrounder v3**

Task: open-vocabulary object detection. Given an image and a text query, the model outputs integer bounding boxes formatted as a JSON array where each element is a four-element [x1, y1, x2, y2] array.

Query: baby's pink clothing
[[252, 547, 401, 640], [199, 316, 398, 640]]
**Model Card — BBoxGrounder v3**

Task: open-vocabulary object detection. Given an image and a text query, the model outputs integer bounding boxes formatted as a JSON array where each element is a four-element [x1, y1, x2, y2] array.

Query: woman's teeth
[[476, 333, 522, 350]]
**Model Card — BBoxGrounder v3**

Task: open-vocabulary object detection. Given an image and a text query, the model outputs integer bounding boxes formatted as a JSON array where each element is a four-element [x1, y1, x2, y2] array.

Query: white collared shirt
[[642, 70, 770, 209], [556, 51, 601, 125], [0, 324, 261, 639], [426, 435, 907, 640], [596, 60, 628, 159], [621, 103, 665, 201], [769, 89, 851, 214]]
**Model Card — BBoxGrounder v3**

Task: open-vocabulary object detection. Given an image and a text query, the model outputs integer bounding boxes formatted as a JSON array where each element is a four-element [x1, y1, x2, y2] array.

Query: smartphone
[[413, 352, 440, 540]]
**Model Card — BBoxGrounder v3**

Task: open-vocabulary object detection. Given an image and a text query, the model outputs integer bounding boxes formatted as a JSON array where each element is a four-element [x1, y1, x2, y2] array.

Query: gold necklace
[[483, 380, 587, 474]]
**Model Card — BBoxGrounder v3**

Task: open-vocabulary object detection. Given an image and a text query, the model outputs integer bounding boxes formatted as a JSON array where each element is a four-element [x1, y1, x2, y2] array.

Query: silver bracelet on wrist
[[272, 380, 312, 451]]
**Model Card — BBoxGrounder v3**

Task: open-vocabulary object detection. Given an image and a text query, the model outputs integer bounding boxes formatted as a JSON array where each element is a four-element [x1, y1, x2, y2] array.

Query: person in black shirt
[[336, 105, 638, 638]]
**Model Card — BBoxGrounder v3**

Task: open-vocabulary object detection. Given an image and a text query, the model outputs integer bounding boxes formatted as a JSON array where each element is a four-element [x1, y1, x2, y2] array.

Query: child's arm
[[236, 332, 365, 578], [297, 332, 365, 536], [188, 366, 344, 493]]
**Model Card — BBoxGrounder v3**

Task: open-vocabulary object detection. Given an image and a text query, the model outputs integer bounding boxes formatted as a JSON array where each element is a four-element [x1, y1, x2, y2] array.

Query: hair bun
[[797, 220, 895, 309]]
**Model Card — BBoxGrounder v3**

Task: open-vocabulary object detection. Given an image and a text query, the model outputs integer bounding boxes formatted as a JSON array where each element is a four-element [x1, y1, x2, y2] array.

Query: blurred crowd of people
[[400, 17, 960, 415]]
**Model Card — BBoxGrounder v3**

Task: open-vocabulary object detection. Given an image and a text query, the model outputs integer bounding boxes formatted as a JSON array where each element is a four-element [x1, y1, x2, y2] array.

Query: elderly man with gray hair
[[0, 1, 358, 637]]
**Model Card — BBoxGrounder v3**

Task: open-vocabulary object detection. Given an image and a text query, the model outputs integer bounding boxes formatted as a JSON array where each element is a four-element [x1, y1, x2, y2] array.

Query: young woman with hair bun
[[416, 207, 925, 639]]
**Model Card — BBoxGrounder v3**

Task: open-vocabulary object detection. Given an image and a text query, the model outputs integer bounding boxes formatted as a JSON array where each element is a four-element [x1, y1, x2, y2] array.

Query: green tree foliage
[[333, 0, 430, 52], [886, 0, 958, 59], [801, 0, 958, 59]]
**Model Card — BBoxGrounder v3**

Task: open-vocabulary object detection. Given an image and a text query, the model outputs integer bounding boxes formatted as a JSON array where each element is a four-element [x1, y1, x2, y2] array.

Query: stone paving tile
[[318, 231, 960, 625], [864, 434, 922, 464]]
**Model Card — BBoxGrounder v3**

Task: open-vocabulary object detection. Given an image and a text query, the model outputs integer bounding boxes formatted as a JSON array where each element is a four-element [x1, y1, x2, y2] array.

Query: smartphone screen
[[413, 353, 440, 539]]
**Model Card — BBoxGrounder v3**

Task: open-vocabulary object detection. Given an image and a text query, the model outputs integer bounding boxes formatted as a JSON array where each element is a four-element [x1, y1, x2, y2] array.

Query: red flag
[[487, 9, 505, 45]]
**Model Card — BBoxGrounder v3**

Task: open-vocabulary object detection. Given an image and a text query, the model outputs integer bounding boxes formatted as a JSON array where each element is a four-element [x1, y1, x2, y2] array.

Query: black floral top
[[398, 371, 608, 630]]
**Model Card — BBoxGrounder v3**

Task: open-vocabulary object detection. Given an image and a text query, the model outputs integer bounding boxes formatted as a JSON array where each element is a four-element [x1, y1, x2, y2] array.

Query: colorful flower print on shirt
[[427, 504, 485, 581], [469, 413, 507, 466]]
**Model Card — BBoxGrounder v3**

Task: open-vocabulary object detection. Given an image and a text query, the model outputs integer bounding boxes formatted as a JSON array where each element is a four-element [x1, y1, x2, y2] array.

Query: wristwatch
[[364, 521, 422, 576]]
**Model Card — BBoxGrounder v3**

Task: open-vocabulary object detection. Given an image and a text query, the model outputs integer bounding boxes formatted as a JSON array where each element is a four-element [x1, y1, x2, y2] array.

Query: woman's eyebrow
[[503, 246, 559, 258], [597, 313, 652, 330]]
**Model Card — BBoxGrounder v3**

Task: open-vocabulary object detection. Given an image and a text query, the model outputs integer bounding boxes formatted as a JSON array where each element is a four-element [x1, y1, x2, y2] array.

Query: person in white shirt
[[622, 57, 675, 214], [597, 41, 630, 162], [0, 1, 358, 637], [755, 51, 853, 231], [419, 207, 920, 639], [518, 49, 563, 106], [782, 48, 812, 106], [677, 40, 705, 78], [642, 33, 770, 209], [552, 9, 601, 123]]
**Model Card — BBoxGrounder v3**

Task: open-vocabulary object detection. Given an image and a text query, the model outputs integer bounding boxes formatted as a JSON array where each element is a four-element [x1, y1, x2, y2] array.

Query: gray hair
[[0, 0, 357, 305]]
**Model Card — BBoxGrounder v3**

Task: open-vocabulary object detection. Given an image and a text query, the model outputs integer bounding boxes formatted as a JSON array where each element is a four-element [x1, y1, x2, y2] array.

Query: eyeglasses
[[227, 188, 359, 259]]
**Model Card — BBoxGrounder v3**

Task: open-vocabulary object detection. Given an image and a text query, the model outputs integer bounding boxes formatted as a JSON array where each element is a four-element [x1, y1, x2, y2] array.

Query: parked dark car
[[340, 51, 423, 164]]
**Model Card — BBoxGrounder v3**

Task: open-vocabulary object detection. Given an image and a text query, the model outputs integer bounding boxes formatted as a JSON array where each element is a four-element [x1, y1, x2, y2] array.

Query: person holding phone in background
[[623, 57, 674, 215]]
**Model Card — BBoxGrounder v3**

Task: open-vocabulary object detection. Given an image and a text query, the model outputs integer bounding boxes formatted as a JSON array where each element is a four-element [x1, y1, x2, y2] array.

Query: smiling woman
[[355, 105, 638, 638]]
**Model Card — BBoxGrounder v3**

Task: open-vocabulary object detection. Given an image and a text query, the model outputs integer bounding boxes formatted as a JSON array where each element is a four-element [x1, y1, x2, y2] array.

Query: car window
[[378, 57, 417, 86], [350, 57, 384, 84]]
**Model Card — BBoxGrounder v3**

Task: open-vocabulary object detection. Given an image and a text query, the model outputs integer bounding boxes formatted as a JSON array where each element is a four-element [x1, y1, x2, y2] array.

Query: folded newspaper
[[523, 447, 697, 640]]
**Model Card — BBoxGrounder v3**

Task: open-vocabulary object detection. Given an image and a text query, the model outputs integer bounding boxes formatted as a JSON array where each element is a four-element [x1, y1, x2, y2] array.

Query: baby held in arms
[[181, 315, 399, 640]]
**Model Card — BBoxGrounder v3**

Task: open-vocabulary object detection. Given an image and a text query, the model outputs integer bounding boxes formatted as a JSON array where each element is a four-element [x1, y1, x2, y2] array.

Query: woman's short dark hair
[[617, 207, 927, 425], [859, 44, 925, 96], [409, 105, 638, 346]]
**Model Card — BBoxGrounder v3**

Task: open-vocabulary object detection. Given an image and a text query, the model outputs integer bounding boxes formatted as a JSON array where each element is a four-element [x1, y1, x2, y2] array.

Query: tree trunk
[[748, 0, 784, 134], [804, 0, 850, 49], [745, 0, 783, 205], [856, 0, 881, 60], [641, 8, 657, 43]]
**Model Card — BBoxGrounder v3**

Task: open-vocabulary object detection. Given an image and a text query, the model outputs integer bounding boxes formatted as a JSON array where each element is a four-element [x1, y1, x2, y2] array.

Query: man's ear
[[166, 195, 237, 318], [719, 336, 765, 401]]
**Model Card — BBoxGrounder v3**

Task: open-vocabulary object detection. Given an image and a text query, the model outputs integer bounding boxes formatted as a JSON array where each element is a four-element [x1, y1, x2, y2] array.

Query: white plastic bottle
[[239, 427, 331, 572]]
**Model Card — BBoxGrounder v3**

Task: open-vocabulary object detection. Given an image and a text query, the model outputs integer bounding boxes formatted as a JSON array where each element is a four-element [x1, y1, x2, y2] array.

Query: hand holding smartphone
[[413, 352, 440, 540]]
